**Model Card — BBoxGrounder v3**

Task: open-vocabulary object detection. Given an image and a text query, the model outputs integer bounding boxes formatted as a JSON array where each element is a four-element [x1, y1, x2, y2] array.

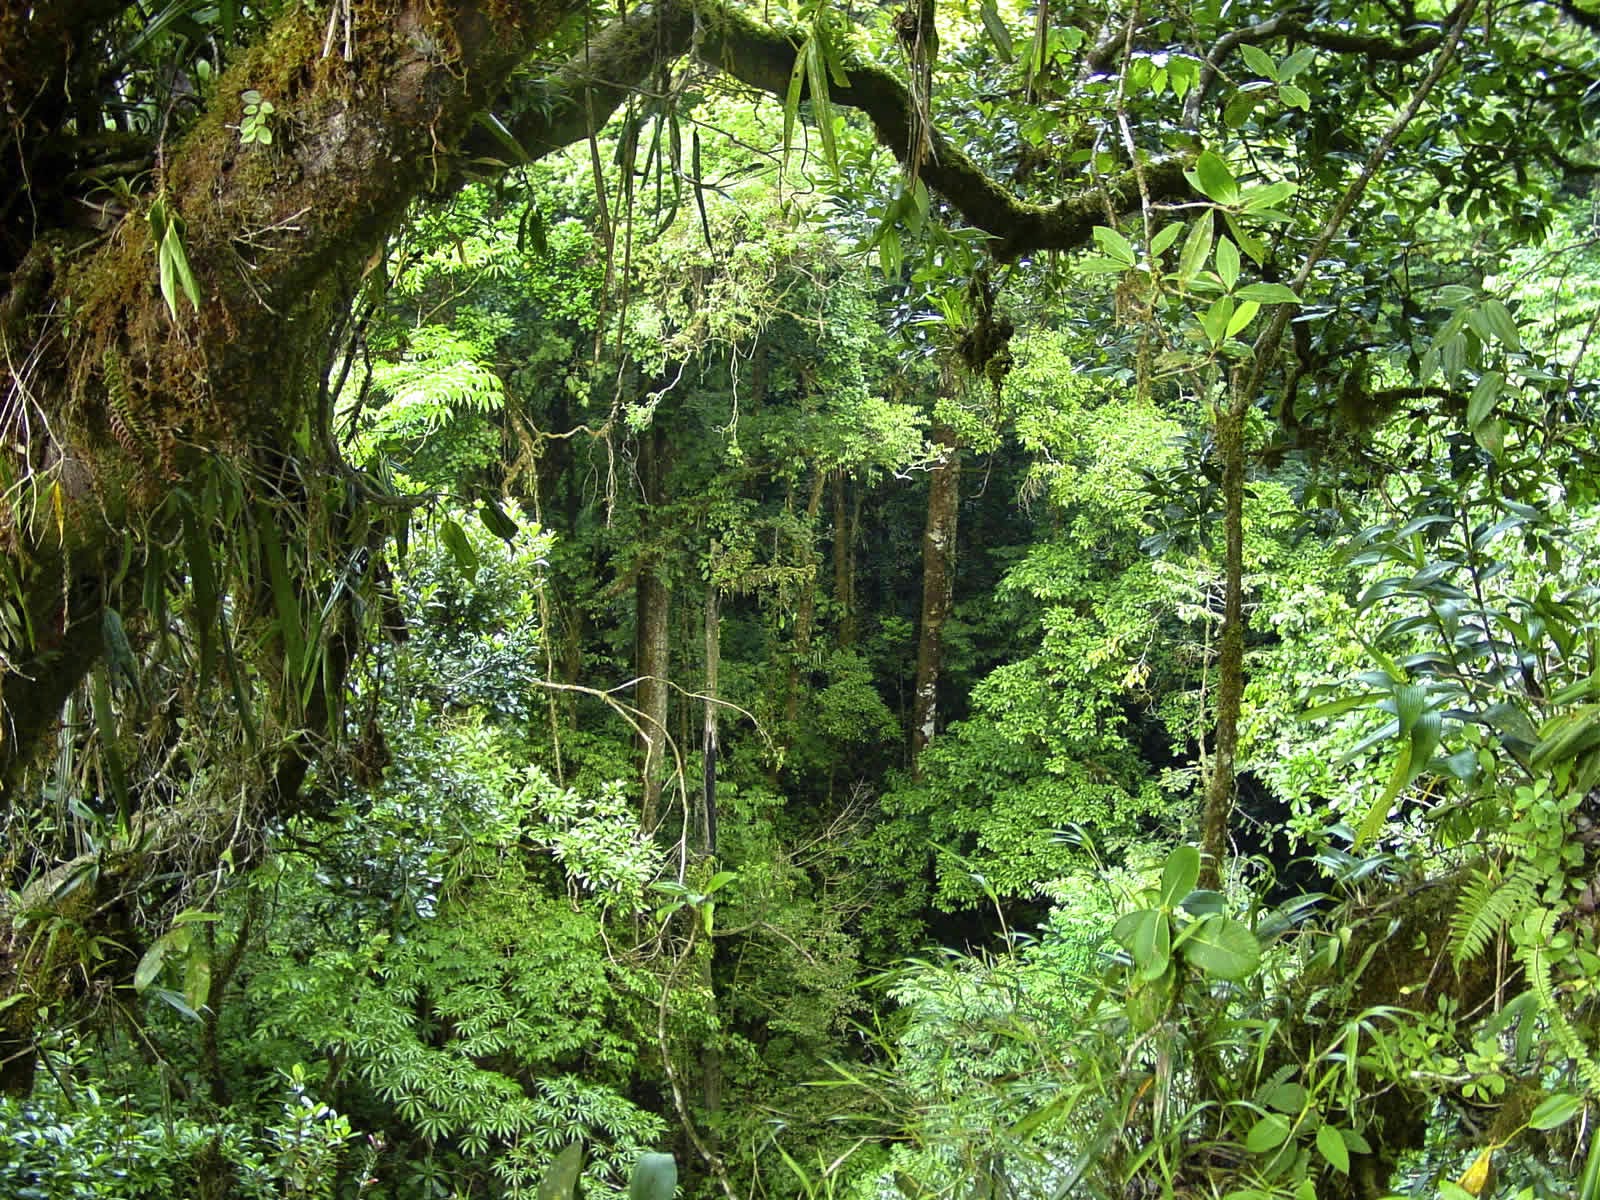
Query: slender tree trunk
[[912, 426, 961, 775], [697, 582, 723, 1140], [700, 583, 720, 860], [832, 469, 857, 648], [784, 470, 829, 730], [637, 422, 672, 833], [1198, 390, 1246, 891]]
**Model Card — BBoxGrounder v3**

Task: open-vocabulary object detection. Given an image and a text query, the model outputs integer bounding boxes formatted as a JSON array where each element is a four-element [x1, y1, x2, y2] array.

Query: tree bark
[[1198, 393, 1246, 892], [637, 421, 672, 833], [699, 583, 720, 860], [783, 469, 829, 732], [1, 0, 587, 789], [832, 469, 857, 648], [911, 426, 961, 775]]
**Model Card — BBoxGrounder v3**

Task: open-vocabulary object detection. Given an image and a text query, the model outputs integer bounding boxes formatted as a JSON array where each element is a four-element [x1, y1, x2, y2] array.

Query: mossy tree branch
[[485, 0, 1195, 259]]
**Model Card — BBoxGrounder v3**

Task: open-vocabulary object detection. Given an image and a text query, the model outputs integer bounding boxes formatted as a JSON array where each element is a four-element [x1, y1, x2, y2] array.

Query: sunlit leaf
[[1528, 1093, 1583, 1130], [1240, 44, 1277, 80], [1190, 151, 1241, 205]]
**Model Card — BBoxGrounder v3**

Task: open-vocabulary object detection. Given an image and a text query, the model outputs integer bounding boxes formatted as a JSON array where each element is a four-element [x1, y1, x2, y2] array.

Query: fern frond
[[1449, 861, 1542, 970], [1517, 919, 1600, 1096]]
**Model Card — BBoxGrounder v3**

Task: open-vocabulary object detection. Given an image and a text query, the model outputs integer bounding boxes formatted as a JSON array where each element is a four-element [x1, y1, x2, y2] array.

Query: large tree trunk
[[911, 426, 961, 775], [0, 0, 590, 1088], [0, 0, 587, 792]]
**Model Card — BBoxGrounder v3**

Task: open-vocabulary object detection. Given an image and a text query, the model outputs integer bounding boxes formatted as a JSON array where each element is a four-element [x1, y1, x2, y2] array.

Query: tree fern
[[1449, 861, 1543, 970]]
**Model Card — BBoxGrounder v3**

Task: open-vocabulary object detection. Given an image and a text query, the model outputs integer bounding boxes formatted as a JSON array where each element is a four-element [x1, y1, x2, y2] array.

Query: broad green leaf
[[1279, 83, 1310, 109], [1191, 151, 1241, 205], [1078, 254, 1131, 274], [1298, 692, 1383, 721], [1474, 417, 1506, 457], [1407, 708, 1442, 780], [474, 110, 533, 164], [90, 666, 129, 815], [1317, 1123, 1350, 1174], [1234, 282, 1301, 303], [151, 987, 200, 1021], [1224, 212, 1267, 263], [164, 221, 201, 311], [1242, 181, 1296, 212], [184, 944, 211, 1014], [1224, 91, 1257, 129], [1226, 299, 1260, 337], [1466, 370, 1503, 428], [1140, 920, 1171, 981], [1240, 44, 1277, 80], [879, 224, 902, 279], [1391, 682, 1426, 732], [1160, 845, 1200, 906], [1528, 1093, 1584, 1130], [439, 518, 480, 580], [1093, 225, 1136, 266], [147, 194, 169, 242], [1245, 1113, 1291, 1153], [783, 38, 807, 163], [1181, 888, 1226, 915], [134, 935, 170, 993], [1178, 209, 1214, 283], [538, 1142, 585, 1200], [1201, 297, 1235, 347], [807, 36, 839, 173], [1130, 908, 1170, 978], [1168, 56, 1199, 99], [1216, 236, 1241, 290], [1149, 222, 1183, 256], [630, 1152, 678, 1200], [1278, 46, 1315, 78], [1531, 707, 1600, 769], [479, 497, 519, 541], [1480, 298, 1520, 349], [1181, 915, 1260, 980], [1264, 1081, 1307, 1113], [1354, 743, 1411, 848], [979, 1, 1015, 62], [158, 235, 180, 320], [173, 909, 223, 925]]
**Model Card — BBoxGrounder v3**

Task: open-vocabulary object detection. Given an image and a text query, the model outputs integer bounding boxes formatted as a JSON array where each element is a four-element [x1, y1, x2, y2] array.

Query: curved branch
[[1182, 3, 1467, 125], [494, 0, 1194, 259]]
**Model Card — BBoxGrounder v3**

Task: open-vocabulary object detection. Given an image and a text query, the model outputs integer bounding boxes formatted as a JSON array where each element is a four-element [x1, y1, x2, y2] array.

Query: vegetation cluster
[[6, 0, 1600, 1198]]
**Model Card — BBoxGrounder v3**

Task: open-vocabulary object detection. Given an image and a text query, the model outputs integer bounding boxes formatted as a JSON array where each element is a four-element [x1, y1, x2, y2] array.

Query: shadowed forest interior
[[6, 0, 1600, 1196]]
